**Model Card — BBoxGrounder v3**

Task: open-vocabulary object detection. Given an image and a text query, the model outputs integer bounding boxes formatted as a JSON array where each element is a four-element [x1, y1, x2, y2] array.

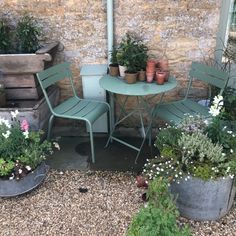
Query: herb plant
[[143, 94, 236, 182]]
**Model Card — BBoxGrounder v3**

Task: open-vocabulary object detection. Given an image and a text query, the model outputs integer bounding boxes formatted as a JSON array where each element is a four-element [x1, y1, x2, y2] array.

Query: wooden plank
[[3, 74, 38, 88], [5, 85, 42, 100], [0, 54, 52, 74], [0, 86, 59, 131]]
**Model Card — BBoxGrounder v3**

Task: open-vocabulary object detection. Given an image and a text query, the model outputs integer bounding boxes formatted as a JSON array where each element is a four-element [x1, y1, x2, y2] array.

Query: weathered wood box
[[0, 86, 59, 132], [0, 42, 59, 100]]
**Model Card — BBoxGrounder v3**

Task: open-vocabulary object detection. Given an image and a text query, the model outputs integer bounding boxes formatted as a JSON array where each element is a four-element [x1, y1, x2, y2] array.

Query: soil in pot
[[109, 64, 119, 76], [124, 72, 138, 84]]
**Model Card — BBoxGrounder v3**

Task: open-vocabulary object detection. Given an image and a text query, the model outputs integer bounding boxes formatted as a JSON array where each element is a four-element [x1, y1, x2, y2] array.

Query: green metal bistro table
[[99, 75, 177, 162]]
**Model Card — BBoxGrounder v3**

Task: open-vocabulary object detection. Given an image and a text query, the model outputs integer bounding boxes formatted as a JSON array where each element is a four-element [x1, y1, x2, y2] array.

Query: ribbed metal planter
[[0, 162, 49, 198], [170, 176, 236, 221]]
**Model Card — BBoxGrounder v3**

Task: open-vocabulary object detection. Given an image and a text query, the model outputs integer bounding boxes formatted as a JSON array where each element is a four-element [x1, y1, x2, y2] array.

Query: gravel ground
[[0, 170, 143, 236], [1, 170, 236, 236]]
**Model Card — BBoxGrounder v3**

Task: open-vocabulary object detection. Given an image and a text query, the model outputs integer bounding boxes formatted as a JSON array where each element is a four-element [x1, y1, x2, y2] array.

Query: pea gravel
[[0, 170, 236, 236]]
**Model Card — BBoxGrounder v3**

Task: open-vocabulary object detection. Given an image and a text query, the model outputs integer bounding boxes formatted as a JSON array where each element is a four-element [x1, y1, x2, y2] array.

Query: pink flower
[[21, 119, 29, 131]]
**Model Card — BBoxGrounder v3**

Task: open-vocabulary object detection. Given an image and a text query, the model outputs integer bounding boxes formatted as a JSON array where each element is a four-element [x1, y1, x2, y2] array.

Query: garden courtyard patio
[[0, 127, 236, 236]]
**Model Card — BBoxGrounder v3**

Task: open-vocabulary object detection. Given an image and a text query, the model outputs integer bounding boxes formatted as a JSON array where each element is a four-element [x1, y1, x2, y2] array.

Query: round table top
[[99, 75, 177, 96]]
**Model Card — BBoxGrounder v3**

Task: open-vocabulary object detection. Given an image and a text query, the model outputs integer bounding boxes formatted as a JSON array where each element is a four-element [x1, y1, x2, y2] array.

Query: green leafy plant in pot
[[117, 33, 148, 83], [109, 46, 119, 77], [0, 13, 42, 54], [142, 95, 236, 220], [0, 110, 60, 197]]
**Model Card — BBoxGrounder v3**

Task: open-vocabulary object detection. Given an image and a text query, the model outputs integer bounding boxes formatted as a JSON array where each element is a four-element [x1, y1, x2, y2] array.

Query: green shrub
[[0, 13, 42, 54], [0, 18, 12, 53], [16, 14, 41, 53], [127, 178, 191, 236]]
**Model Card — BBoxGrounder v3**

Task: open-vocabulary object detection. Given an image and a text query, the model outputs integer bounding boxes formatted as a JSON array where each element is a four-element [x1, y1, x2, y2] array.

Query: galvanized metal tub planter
[[0, 162, 49, 198], [170, 176, 236, 221]]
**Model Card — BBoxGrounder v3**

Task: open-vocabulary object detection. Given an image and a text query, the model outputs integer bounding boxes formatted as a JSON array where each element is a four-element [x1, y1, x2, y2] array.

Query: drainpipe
[[107, 0, 113, 64], [106, 0, 115, 128]]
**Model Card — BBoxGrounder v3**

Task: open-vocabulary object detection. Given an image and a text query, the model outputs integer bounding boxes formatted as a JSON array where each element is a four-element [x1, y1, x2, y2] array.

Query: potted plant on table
[[0, 110, 59, 197], [117, 32, 149, 82], [109, 46, 119, 76], [142, 95, 236, 220]]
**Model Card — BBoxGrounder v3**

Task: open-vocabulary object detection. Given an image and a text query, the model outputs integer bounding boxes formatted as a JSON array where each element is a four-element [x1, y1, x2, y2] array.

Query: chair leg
[[87, 122, 95, 163], [47, 115, 55, 140]]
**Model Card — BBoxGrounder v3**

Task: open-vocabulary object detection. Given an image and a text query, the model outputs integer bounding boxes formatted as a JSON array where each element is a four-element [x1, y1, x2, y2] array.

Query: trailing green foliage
[[127, 178, 190, 236]]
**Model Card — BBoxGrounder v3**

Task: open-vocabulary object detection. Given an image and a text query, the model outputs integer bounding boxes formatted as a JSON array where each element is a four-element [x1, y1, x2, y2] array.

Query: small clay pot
[[147, 59, 156, 68], [138, 70, 146, 81], [155, 71, 166, 85], [125, 72, 138, 84], [163, 70, 170, 81], [109, 64, 119, 76]]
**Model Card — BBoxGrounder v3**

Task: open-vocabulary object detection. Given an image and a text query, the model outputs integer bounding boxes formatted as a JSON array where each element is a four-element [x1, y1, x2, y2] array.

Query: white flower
[[2, 130, 11, 139], [227, 131, 233, 134], [230, 149, 233, 153], [18, 169, 22, 174], [25, 166, 31, 171], [53, 142, 60, 150], [10, 110, 19, 118], [23, 130, 29, 139], [209, 106, 221, 117]]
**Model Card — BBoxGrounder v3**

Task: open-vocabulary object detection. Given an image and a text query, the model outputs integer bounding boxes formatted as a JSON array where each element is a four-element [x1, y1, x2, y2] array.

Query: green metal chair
[[152, 61, 230, 124], [36, 62, 111, 163]]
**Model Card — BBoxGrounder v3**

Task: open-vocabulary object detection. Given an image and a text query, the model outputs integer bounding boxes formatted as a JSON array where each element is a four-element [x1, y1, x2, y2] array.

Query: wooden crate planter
[[0, 85, 59, 132], [0, 42, 59, 100]]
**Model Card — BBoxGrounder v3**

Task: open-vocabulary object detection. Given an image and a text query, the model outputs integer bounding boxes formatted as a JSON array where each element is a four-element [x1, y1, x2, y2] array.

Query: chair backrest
[[185, 61, 230, 99], [36, 62, 77, 112]]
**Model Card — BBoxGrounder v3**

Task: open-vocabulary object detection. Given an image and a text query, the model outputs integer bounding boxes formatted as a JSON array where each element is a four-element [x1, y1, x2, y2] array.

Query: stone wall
[[0, 0, 221, 126]]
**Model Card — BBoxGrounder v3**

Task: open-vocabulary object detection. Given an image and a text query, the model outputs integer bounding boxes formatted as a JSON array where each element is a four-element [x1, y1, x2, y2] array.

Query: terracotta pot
[[146, 66, 155, 73], [158, 59, 169, 71], [147, 59, 156, 68], [155, 71, 166, 85], [146, 72, 154, 83], [163, 70, 170, 81], [109, 64, 119, 76], [138, 70, 146, 81], [124, 72, 138, 84]]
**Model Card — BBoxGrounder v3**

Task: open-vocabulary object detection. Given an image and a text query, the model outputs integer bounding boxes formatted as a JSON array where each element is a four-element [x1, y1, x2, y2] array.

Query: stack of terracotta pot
[[155, 59, 169, 85], [146, 60, 156, 83], [146, 59, 170, 84]]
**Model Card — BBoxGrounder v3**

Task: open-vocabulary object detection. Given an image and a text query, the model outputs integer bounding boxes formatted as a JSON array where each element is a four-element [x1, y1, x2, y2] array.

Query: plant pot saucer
[[0, 162, 49, 198]]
